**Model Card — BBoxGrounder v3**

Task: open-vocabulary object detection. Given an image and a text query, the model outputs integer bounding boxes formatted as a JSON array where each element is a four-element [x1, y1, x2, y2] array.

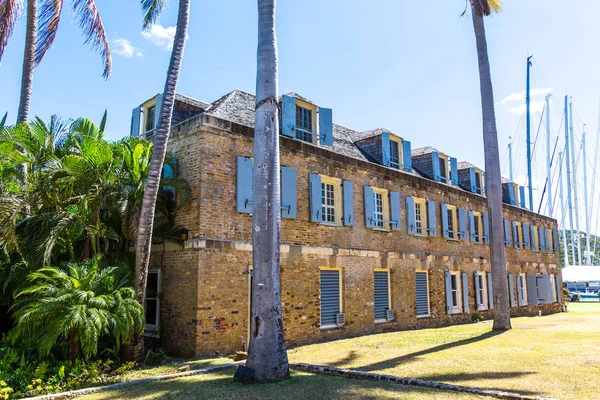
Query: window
[[295, 105, 313, 142], [512, 183, 520, 205], [414, 197, 428, 236], [472, 212, 483, 244], [518, 273, 528, 306], [320, 176, 342, 225], [546, 229, 553, 252], [145, 270, 161, 331], [446, 205, 458, 240], [474, 170, 483, 195], [438, 154, 450, 182], [374, 270, 391, 323], [476, 272, 488, 310], [320, 268, 342, 328], [415, 270, 430, 317], [532, 226, 539, 251], [515, 222, 523, 249], [145, 104, 156, 132], [372, 188, 390, 230], [389, 137, 402, 169], [448, 271, 462, 313]]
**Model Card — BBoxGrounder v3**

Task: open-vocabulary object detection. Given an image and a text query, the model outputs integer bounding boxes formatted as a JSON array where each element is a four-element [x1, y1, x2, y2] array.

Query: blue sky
[[1, 0, 600, 235]]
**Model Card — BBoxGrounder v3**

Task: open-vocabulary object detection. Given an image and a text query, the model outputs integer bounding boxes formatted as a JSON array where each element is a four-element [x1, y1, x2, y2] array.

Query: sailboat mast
[[558, 151, 569, 265], [582, 127, 591, 265], [564, 96, 576, 265], [526, 56, 534, 211], [508, 141, 514, 181], [569, 99, 582, 265], [546, 94, 553, 217]]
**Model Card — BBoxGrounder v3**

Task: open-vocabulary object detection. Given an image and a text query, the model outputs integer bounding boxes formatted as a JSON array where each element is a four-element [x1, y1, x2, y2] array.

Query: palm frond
[[141, 0, 166, 29], [35, 0, 63, 65], [71, 0, 111, 78], [470, 0, 502, 16], [99, 109, 107, 133], [0, 111, 7, 128], [0, 0, 22, 60]]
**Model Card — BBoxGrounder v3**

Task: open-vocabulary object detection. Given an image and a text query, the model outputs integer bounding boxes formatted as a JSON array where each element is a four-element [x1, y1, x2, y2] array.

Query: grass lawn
[[288, 302, 600, 399], [121, 356, 233, 381]]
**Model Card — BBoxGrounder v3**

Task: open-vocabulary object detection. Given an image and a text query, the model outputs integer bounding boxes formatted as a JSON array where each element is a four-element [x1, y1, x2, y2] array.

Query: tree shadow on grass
[[330, 349, 359, 367], [357, 330, 506, 372], [417, 371, 541, 396]]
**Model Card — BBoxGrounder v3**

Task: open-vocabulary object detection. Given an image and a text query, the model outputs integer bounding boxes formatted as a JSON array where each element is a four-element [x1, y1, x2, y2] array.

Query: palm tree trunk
[[17, 0, 37, 124], [471, 7, 511, 330], [131, 0, 190, 362], [69, 327, 80, 362], [245, 0, 289, 383]]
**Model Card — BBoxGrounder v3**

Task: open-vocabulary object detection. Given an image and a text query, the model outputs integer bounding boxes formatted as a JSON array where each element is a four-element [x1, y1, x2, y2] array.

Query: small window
[[476, 272, 488, 310], [415, 271, 430, 317], [532, 226, 539, 251], [145, 104, 156, 132], [414, 198, 428, 237], [446, 205, 458, 240], [145, 270, 160, 330], [389, 138, 401, 169], [320, 177, 341, 225], [519, 273, 528, 306], [449, 272, 462, 312], [474, 171, 483, 195], [372, 188, 390, 230], [374, 270, 391, 323], [546, 229, 553, 252], [295, 105, 313, 142], [473, 212, 483, 244], [513, 183, 520, 205], [514, 222, 523, 249], [320, 269, 342, 328]]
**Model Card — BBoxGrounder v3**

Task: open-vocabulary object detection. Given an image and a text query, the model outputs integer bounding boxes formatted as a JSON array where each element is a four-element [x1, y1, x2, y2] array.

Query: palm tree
[[0, 0, 111, 123], [469, 0, 511, 330], [10, 257, 144, 361], [132, 0, 190, 362], [245, 0, 289, 382]]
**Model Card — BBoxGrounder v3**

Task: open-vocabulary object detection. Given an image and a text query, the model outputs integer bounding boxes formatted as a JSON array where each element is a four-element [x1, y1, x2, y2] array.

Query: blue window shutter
[[402, 140, 412, 172], [281, 167, 297, 219], [154, 93, 163, 130], [319, 107, 333, 146], [444, 271, 453, 314], [343, 181, 354, 226], [281, 95, 296, 138], [474, 272, 481, 310], [458, 208, 467, 240], [523, 223, 530, 249], [415, 272, 429, 317], [519, 186, 526, 208], [390, 191, 401, 231], [517, 275, 524, 306], [539, 228, 545, 252], [487, 272, 494, 309], [508, 184, 515, 205], [483, 213, 490, 244], [320, 269, 341, 327], [441, 204, 449, 239], [450, 157, 458, 185], [406, 196, 416, 235], [381, 132, 391, 167], [309, 174, 322, 222], [526, 274, 538, 306], [504, 219, 512, 246], [431, 152, 441, 182], [555, 274, 562, 303], [462, 272, 469, 313], [508, 274, 516, 307], [469, 168, 477, 193], [427, 200, 437, 236], [530, 225, 536, 250], [130, 106, 141, 136], [364, 186, 375, 228], [374, 271, 389, 321], [468, 211, 476, 242], [236, 156, 253, 213], [162, 162, 176, 195], [553, 230, 559, 253], [512, 222, 519, 248]]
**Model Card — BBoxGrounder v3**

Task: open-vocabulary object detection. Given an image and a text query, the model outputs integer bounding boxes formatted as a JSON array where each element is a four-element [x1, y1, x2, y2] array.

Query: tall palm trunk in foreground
[[132, 0, 190, 361], [17, 0, 37, 124], [245, 0, 289, 382], [470, 0, 511, 330]]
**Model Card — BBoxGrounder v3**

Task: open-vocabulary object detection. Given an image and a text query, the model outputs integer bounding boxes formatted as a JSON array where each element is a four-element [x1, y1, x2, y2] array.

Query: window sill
[[477, 306, 488, 311], [319, 222, 343, 228], [374, 319, 393, 324], [446, 237, 459, 242], [144, 327, 160, 338], [414, 234, 429, 238], [372, 228, 391, 233], [416, 314, 431, 319], [320, 324, 342, 330]]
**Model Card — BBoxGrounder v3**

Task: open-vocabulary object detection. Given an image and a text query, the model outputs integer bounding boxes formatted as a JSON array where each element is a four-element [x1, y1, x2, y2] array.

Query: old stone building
[[130, 89, 563, 357]]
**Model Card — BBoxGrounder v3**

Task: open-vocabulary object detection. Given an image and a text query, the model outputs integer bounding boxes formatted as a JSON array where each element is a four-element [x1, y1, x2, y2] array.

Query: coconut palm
[[245, 0, 289, 382], [133, 0, 190, 362], [0, 0, 111, 123], [10, 257, 144, 361], [468, 0, 511, 330]]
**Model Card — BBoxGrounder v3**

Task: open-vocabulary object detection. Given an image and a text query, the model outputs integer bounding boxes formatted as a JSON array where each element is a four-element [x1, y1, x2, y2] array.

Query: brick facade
[[146, 111, 562, 357]]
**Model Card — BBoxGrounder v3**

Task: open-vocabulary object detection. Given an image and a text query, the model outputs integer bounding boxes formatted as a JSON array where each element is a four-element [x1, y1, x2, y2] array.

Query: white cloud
[[141, 25, 176, 50], [499, 88, 553, 115], [112, 38, 143, 58]]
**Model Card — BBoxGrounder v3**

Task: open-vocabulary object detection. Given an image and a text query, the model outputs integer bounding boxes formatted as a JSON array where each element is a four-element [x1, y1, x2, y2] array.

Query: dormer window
[[439, 154, 449, 182], [474, 170, 483, 194], [389, 137, 401, 169], [281, 94, 333, 146], [145, 104, 156, 132], [430, 151, 457, 185]]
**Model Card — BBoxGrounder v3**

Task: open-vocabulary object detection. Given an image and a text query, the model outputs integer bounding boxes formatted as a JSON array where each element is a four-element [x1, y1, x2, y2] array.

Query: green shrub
[[471, 312, 484, 322]]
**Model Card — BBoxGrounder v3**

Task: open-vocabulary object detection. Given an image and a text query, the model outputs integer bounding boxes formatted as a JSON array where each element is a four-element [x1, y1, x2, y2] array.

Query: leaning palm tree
[[132, 0, 190, 362], [245, 0, 289, 382], [0, 0, 111, 123], [469, 0, 511, 330]]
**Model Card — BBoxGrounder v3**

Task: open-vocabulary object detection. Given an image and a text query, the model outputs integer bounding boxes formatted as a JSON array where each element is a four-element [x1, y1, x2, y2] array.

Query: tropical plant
[[133, 0, 191, 362], [245, 0, 289, 382], [10, 257, 144, 361], [468, 0, 511, 330], [0, 0, 111, 123]]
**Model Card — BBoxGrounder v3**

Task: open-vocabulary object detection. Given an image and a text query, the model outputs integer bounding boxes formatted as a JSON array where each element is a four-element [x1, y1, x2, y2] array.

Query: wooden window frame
[[319, 267, 343, 329], [142, 99, 157, 133], [319, 175, 342, 226], [473, 211, 484, 244], [449, 270, 462, 313], [532, 226, 539, 252], [546, 228, 553, 251], [438, 153, 450, 183], [294, 98, 318, 145], [415, 269, 431, 318], [519, 272, 528, 306], [413, 197, 428, 237], [476, 271, 489, 310], [515, 222, 523, 249], [372, 187, 391, 231], [374, 268, 392, 324], [389, 136, 403, 170], [144, 269, 161, 335], [512, 183, 520, 205], [446, 205, 459, 241]]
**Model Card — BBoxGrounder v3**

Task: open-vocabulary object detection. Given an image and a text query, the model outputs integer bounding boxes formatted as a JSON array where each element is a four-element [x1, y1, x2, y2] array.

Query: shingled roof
[[457, 161, 476, 170], [351, 128, 387, 142], [411, 146, 440, 157], [175, 93, 211, 110]]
